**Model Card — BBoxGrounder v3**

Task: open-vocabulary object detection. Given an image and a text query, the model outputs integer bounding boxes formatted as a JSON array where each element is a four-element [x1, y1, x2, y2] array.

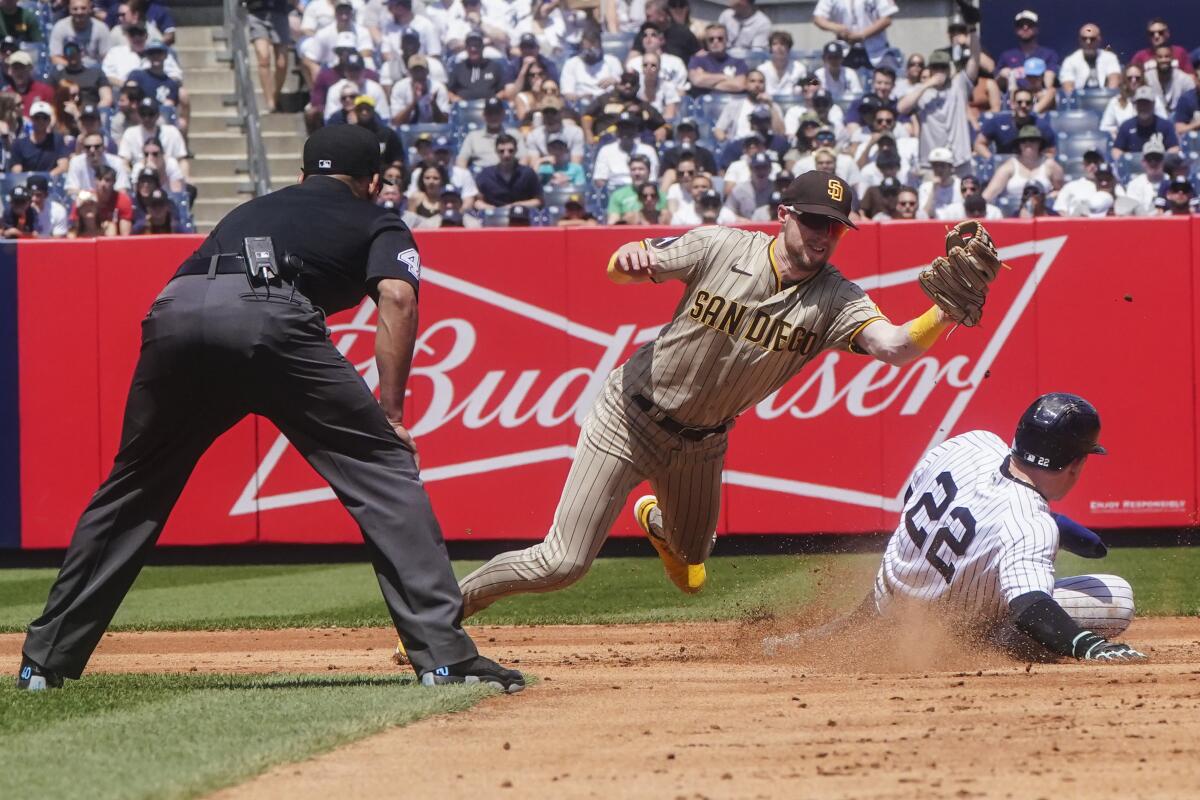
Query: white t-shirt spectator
[[101, 46, 183, 84], [813, 0, 899, 66], [301, 23, 374, 68], [789, 153, 860, 186], [560, 53, 624, 101], [513, 7, 586, 57], [389, 77, 450, 121], [381, 16, 442, 59], [935, 201, 1003, 221], [1053, 177, 1098, 216], [814, 66, 862, 102], [610, 0, 645, 34], [717, 8, 771, 54], [627, 52, 688, 98], [1058, 48, 1121, 92], [325, 77, 390, 120], [119, 123, 187, 166], [526, 122, 586, 162], [300, 0, 365, 35], [760, 59, 807, 97], [34, 198, 69, 237], [784, 103, 845, 137], [917, 177, 962, 215], [407, 164, 479, 201], [50, 17, 110, 66], [715, 97, 777, 141], [65, 152, 130, 194], [592, 140, 658, 187], [1124, 173, 1164, 215], [131, 156, 187, 192], [1099, 94, 1167, 137], [483, 0, 534, 29], [671, 199, 737, 226]]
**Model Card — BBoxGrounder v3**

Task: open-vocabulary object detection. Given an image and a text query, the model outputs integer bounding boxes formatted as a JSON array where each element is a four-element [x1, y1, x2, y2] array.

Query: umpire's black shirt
[[189, 176, 421, 314]]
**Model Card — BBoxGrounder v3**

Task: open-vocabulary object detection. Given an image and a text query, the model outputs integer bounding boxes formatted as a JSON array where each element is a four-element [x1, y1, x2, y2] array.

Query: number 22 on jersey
[[903, 472, 978, 583]]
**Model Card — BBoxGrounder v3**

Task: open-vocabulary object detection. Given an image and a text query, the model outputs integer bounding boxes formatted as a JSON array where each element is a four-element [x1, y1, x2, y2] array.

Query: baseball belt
[[632, 393, 729, 441]]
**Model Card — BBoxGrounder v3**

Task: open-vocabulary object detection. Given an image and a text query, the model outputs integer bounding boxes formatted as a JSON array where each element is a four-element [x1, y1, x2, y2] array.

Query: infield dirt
[[5, 618, 1199, 799]]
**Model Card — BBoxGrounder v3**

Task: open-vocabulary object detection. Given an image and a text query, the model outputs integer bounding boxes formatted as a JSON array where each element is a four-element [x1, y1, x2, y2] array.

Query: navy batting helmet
[[1011, 393, 1107, 471]]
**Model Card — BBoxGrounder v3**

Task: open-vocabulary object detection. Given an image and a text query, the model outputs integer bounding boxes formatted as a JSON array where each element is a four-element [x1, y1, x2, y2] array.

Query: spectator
[[119, 96, 188, 177], [974, 87, 1056, 157], [931, 20, 997, 76], [1145, 43, 1194, 115], [504, 203, 532, 227], [525, 98, 583, 165], [604, 153, 656, 222], [126, 38, 188, 133], [80, 164, 133, 235], [814, 42, 862, 102], [1113, 86, 1180, 160], [102, 22, 183, 86], [447, 30, 507, 101], [893, 52, 923, 97], [782, 78, 844, 135], [859, 172, 898, 220], [382, 0, 439, 61], [1, 185, 36, 238], [75, 103, 113, 153], [26, 174, 68, 237], [1053, 149, 1105, 215], [583, 70, 667, 145], [131, 186, 181, 233], [389, 54, 448, 124], [737, 103, 789, 164], [476, 134, 542, 210], [917, 147, 961, 218], [130, 164, 159, 210], [68, 188, 102, 237], [717, 0, 769, 57], [351, 95, 404, 168], [624, 182, 665, 224], [382, 29, 448, 88], [0, 0, 41, 42], [961, 192, 993, 220], [510, 55, 553, 123], [856, 146, 906, 201], [556, 193, 598, 227], [898, 34, 978, 173], [6, 51, 56, 116], [307, 47, 374, 131], [627, 24, 688, 102], [712, 70, 783, 143], [67, 131, 129, 196], [1131, 18, 1195, 77], [852, 103, 917, 176], [664, 153, 697, 215], [935, 174, 1003, 220], [325, 55, 389, 121], [983, 125, 1063, 203], [376, 176, 405, 210], [561, 29, 623, 103], [845, 67, 903, 138], [51, 80, 82, 141], [669, 172, 725, 225], [687, 23, 747, 97], [1101, 64, 1166, 138], [759, 30, 806, 97], [892, 186, 918, 219], [538, 134, 586, 188], [725, 151, 774, 220], [504, 33, 559, 97], [109, 1, 177, 47], [246, 0, 291, 113], [299, 2, 372, 84], [407, 135, 478, 209], [593, 111, 659, 188], [516, 1, 585, 61], [1059, 23, 1120, 94], [407, 163, 448, 218], [51, 0, 110, 68], [642, 0, 699, 65], [1175, 87, 1200, 137], [1020, 57, 1054, 114], [131, 135, 184, 193], [634, 52, 680, 121], [790, 143, 854, 187], [695, 187, 730, 224], [812, 0, 898, 70], [53, 40, 113, 107], [1124, 138, 1167, 214], [458, 97, 525, 169], [12, 101, 71, 175], [1155, 176, 1197, 215], [438, 189, 483, 228], [1014, 180, 1053, 218], [996, 10, 1058, 93], [658, 117, 717, 183]]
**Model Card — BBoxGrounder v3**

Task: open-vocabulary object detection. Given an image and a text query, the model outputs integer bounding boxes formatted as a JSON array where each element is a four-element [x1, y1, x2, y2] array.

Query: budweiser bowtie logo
[[231, 235, 1066, 517]]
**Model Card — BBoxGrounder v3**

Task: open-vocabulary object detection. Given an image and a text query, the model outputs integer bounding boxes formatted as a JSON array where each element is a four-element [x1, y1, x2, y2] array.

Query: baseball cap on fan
[[303, 123, 381, 178], [779, 170, 856, 229]]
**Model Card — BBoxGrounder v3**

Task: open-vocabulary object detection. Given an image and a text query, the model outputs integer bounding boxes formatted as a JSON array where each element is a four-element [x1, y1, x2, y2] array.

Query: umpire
[[17, 125, 524, 693]]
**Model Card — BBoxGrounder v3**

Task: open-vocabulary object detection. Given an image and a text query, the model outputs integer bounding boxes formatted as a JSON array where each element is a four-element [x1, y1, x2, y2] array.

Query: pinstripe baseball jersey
[[620, 226, 886, 427], [874, 430, 1059, 622]]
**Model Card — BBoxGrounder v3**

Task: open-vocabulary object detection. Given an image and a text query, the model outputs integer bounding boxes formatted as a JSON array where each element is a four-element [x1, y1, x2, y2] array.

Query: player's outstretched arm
[[1009, 591, 1146, 662], [852, 306, 950, 366], [606, 241, 657, 285]]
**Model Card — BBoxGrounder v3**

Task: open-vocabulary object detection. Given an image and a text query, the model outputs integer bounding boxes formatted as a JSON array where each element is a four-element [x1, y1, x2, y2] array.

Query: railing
[[224, 0, 271, 195]]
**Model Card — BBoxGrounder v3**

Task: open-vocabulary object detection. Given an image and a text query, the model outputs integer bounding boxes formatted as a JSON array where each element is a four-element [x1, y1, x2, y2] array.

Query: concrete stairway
[[174, 26, 306, 232]]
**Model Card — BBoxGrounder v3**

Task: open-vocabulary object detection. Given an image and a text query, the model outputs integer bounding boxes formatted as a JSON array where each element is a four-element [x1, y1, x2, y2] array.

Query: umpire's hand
[[389, 419, 420, 470]]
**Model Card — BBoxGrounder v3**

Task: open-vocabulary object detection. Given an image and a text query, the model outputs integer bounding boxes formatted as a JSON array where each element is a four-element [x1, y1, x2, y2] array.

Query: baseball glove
[[918, 220, 1004, 327]]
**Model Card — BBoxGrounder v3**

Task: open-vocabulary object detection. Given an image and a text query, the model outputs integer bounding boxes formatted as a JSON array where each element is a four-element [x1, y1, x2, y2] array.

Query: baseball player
[[454, 171, 1003, 618], [768, 393, 1145, 662]]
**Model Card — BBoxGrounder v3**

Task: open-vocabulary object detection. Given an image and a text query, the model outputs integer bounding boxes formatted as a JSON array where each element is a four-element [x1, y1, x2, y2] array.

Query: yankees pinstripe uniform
[[457, 225, 885, 617], [875, 430, 1134, 638]]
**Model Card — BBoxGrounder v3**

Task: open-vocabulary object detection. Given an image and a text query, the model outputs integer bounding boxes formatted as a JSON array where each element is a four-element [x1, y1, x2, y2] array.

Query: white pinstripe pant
[[458, 378, 727, 618]]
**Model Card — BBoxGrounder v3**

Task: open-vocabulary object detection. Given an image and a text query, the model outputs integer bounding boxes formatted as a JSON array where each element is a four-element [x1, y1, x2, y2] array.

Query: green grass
[[0, 672, 493, 800]]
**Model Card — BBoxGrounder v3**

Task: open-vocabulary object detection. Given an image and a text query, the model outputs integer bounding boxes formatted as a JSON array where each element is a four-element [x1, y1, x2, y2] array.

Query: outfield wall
[[4, 219, 1196, 549]]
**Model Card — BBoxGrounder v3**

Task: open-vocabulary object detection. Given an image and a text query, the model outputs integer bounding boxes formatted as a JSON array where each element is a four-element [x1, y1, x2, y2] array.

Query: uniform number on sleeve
[[903, 471, 978, 584]]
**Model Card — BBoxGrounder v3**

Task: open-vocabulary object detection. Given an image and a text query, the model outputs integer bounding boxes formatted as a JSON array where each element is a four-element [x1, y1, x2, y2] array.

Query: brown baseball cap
[[779, 171, 856, 229]]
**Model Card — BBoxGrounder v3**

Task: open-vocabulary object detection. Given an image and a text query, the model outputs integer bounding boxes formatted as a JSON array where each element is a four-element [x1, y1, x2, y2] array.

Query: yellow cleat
[[634, 494, 706, 594], [393, 638, 409, 665]]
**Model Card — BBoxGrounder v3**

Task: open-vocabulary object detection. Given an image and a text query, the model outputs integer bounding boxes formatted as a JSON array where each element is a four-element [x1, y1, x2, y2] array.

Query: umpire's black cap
[[1012, 393, 1107, 471], [779, 170, 856, 229], [303, 124, 381, 178]]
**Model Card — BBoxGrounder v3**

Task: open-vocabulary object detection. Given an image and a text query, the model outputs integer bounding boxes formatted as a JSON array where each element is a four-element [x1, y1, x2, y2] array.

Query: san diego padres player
[[768, 393, 1145, 662], [446, 170, 983, 620]]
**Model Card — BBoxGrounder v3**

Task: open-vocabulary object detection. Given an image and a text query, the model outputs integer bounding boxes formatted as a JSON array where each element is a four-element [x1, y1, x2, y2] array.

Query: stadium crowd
[[0, 0, 194, 237], [246, 0, 1200, 227]]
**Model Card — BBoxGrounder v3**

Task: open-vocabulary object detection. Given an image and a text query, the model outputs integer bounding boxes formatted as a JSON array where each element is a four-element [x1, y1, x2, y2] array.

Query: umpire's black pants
[[22, 273, 478, 677]]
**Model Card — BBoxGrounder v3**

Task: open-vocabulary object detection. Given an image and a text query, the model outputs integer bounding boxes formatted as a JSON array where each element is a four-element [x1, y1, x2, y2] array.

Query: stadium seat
[[171, 191, 195, 232], [543, 186, 580, 208], [743, 49, 770, 70], [1051, 110, 1101, 136], [397, 122, 450, 152], [836, 92, 862, 115], [1060, 134, 1110, 160], [541, 205, 564, 225], [994, 194, 1017, 217], [480, 207, 510, 227], [1072, 88, 1118, 116], [970, 155, 994, 183], [601, 32, 635, 60], [1116, 152, 1145, 180]]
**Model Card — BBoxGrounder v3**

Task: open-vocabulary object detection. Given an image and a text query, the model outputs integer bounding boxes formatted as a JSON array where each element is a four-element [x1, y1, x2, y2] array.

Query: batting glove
[[1072, 631, 1147, 661]]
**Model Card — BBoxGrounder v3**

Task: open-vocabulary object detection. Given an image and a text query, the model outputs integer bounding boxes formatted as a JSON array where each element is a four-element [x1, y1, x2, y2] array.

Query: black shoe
[[419, 655, 525, 693], [16, 656, 63, 691]]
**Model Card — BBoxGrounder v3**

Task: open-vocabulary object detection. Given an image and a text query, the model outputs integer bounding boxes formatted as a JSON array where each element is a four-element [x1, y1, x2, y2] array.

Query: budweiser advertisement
[[8, 219, 1198, 549]]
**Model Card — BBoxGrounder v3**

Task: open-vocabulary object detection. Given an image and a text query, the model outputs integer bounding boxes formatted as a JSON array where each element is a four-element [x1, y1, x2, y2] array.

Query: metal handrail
[[224, 0, 272, 195]]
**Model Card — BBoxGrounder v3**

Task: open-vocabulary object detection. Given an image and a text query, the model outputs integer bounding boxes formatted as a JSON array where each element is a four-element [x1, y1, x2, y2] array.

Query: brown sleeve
[[642, 226, 722, 285]]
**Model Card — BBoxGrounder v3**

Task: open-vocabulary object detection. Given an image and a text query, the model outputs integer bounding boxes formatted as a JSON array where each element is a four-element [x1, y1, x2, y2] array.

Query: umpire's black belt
[[632, 394, 728, 441], [172, 254, 298, 283]]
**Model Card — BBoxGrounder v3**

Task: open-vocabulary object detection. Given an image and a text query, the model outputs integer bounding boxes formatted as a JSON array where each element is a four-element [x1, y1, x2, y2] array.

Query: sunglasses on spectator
[[677, 168, 695, 176], [1013, 97, 1033, 106], [1015, 21, 1035, 28], [875, 116, 895, 125], [641, 191, 658, 200], [497, 146, 516, 154], [1126, 72, 1142, 81], [83, 142, 104, 150], [530, 69, 544, 77], [644, 62, 659, 69], [1148, 27, 1167, 37], [144, 149, 161, 156], [1079, 35, 1098, 43], [896, 200, 917, 207], [706, 35, 725, 42]]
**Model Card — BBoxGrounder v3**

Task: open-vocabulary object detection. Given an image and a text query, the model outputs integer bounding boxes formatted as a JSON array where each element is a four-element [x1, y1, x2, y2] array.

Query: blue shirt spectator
[[1175, 89, 1199, 134], [996, 10, 1060, 87], [687, 24, 749, 97], [1114, 113, 1179, 156], [11, 101, 70, 174], [475, 133, 543, 209], [978, 110, 1057, 154]]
